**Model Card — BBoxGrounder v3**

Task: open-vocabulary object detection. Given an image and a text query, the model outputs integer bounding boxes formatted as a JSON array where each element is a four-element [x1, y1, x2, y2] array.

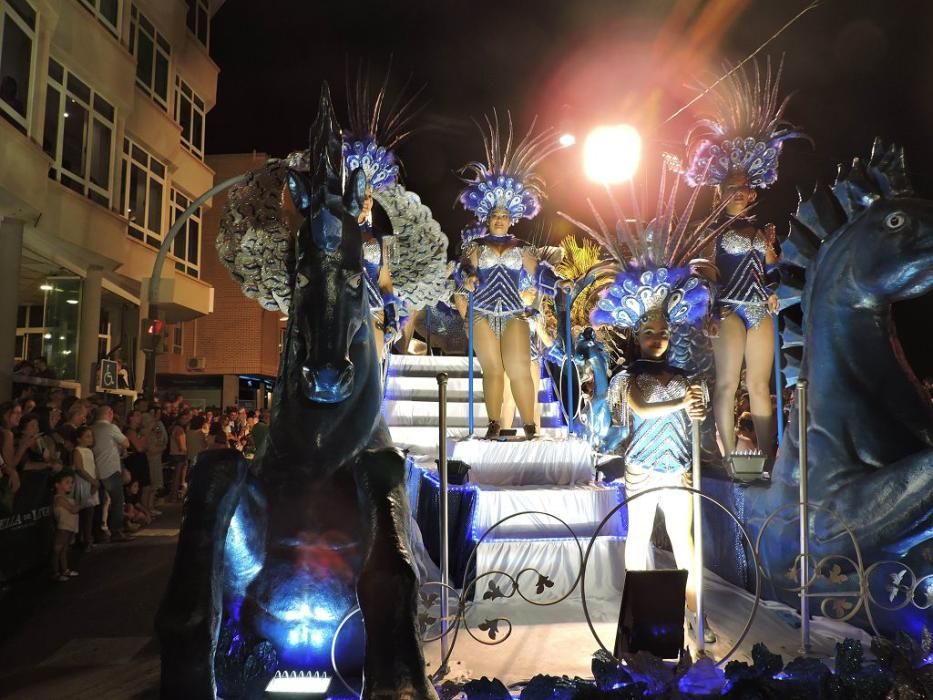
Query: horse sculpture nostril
[[301, 363, 355, 403]]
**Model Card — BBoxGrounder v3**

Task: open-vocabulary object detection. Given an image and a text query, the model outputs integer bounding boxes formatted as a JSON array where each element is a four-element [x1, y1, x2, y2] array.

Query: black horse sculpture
[[156, 85, 437, 699]]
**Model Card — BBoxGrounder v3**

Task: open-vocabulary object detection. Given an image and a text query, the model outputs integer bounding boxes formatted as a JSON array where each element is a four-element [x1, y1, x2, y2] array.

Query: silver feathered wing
[[372, 183, 451, 311], [216, 156, 450, 316]]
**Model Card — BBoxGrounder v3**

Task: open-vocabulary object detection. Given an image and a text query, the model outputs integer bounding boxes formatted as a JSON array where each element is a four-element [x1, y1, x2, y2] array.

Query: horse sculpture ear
[[344, 167, 366, 218], [287, 169, 312, 217]]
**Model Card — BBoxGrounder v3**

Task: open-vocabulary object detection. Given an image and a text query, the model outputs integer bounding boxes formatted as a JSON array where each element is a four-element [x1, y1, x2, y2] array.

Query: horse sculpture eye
[[296, 272, 310, 288], [884, 211, 907, 231]]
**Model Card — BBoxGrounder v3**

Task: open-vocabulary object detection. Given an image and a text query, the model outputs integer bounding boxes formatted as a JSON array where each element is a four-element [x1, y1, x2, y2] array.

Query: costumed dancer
[[683, 57, 808, 461], [340, 71, 422, 359], [455, 114, 564, 440], [566, 164, 735, 644]]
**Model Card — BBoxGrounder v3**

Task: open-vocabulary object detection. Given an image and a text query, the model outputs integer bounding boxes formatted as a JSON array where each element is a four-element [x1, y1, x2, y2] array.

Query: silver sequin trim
[[720, 228, 769, 255]]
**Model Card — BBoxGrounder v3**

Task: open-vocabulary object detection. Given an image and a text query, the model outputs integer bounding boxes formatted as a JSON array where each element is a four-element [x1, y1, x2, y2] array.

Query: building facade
[[0, 0, 225, 400], [155, 152, 284, 411]]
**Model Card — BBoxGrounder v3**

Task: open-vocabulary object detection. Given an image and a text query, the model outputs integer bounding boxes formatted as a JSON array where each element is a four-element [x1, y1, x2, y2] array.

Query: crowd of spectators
[[0, 385, 270, 582]]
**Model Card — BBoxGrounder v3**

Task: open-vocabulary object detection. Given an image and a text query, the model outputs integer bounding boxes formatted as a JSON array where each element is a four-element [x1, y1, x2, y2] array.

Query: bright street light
[[583, 124, 642, 184], [559, 132, 576, 148]]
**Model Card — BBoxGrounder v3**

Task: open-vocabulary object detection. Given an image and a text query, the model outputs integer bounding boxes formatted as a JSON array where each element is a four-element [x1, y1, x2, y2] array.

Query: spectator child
[[51, 471, 80, 581], [71, 426, 99, 548]]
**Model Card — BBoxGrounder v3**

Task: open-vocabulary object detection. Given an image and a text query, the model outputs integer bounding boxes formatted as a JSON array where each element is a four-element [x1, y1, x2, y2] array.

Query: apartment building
[[0, 0, 224, 400], [156, 152, 284, 410]]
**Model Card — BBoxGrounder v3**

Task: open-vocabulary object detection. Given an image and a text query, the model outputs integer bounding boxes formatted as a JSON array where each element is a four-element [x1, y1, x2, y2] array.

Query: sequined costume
[[362, 232, 386, 313], [609, 361, 703, 474], [714, 222, 776, 330]]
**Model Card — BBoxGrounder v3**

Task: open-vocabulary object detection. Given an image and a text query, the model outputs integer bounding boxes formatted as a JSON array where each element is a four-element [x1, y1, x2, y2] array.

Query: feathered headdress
[[343, 64, 422, 192], [684, 56, 808, 189], [560, 162, 734, 331], [458, 111, 561, 223]]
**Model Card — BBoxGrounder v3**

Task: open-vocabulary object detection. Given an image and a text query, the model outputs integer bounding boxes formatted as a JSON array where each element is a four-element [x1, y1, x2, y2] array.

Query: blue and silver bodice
[[473, 237, 525, 315], [362, 237, 384, 313], [608, 361, 696, 474], [715, 226, 770, 305]]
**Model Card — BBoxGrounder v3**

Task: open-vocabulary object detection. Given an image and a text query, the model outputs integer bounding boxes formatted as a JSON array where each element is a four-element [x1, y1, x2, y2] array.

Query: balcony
[[0, 117, 50, 220]]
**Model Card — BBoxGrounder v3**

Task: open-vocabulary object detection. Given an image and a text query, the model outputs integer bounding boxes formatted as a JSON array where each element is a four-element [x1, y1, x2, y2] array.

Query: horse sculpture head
[[286, 84, 369, 404], [814, 142, 933, 307]]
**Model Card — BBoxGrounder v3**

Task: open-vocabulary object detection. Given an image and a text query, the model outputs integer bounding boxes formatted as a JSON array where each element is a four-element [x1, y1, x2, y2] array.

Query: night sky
[[208, 0, 933, 232], [207, 0, 933, 373]]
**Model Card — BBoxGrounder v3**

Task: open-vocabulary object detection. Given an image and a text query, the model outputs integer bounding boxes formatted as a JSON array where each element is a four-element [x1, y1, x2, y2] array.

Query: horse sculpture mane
[[746, 139, 933, 637]]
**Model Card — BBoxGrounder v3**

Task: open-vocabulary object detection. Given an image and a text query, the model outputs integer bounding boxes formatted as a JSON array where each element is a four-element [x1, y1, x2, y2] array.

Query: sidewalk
[[0, 505, 181, 699]]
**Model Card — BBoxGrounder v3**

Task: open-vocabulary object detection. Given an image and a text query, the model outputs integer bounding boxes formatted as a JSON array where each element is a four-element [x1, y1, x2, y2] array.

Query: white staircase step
[[473, 536, 626, 602], [452, 437, 594, 486], [383, 399, 563, 428], [387, 354, 482, 378], [384, 375, 554, 402], [472, 483, 625, 540], [390, 426, 568, 464]]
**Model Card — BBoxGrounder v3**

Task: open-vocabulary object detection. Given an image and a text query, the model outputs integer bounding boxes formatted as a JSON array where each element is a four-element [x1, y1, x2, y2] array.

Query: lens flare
[[583, 124, 641, 184]]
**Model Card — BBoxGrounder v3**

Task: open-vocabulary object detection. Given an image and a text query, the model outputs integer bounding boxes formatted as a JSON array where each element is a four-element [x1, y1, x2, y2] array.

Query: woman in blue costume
[[684, 58, 807, 461], [456, 115, 562, 439], [570, 157, 736, 644], [603, 284, 713, 643], [342, 74, 415, 360]]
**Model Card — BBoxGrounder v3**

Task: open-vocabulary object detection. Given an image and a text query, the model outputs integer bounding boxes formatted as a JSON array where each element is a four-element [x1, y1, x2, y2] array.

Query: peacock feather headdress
[[560, 162, 734, 331], [343, 64, 423, 193], [684, 56, 808, 189], [458, 111, 561, 223]]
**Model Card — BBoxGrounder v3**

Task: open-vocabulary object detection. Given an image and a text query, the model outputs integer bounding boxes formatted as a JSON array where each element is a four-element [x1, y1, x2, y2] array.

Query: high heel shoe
[[685, 607, 718, 644], [484, 420, 501, 439], [523, 423, 537, 440]]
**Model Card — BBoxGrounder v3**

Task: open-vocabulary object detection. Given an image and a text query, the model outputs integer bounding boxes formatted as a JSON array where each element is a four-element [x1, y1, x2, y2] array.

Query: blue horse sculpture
[[156, 86, 436, 699], [745, 141, 933, 638]]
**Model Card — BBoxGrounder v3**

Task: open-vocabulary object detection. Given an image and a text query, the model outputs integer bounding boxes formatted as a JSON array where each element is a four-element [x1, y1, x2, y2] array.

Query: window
[[172, 324, 182, 354], [0, 0, 37, 133], [185, 0, 209, 47], [15, 303, 46, 362], [97, 310, 111, 359], [170, 189, 201, 278], [44, 58, 116, 207], [78, 0, 120, 36], [119, 137, 166, 247], [174, 76, 205, 159], [129, 5, 170, 110]]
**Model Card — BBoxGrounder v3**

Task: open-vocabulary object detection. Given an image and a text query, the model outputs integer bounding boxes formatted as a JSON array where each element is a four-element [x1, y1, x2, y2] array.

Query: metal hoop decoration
[[579, 485, 762, 666], [752, 501, 875, 631], [423, 509, 586, 677], [330, 606, 364, 698]]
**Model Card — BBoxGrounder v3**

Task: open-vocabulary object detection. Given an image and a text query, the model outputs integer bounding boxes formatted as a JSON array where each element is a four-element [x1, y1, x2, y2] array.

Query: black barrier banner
[[0, 470, 54, 584]]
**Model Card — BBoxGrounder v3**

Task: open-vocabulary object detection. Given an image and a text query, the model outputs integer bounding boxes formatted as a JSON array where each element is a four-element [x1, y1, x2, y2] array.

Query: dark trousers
[[100, 471, 125, 537]]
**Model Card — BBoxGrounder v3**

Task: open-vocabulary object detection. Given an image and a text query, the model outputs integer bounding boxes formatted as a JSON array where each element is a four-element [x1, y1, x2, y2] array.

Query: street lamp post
[[143, 172, 250, 400]]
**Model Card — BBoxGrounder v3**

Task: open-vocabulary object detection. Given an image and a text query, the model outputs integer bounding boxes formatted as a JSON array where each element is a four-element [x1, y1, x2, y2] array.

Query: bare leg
[[623, 469, 660, 574], [472, 319, 505, 424], [531, 359, 541, 426], [661, 484, 696, 612], [745, 315, 777, 459], [372, 312, 386, 363], [500, 375, 516, 428], [711, 313, 746, 457], [501, 318, 535, 426]]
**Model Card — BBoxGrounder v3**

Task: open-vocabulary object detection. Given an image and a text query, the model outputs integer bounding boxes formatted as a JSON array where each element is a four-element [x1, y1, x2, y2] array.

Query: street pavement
[[0, 506, 182, 699]]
